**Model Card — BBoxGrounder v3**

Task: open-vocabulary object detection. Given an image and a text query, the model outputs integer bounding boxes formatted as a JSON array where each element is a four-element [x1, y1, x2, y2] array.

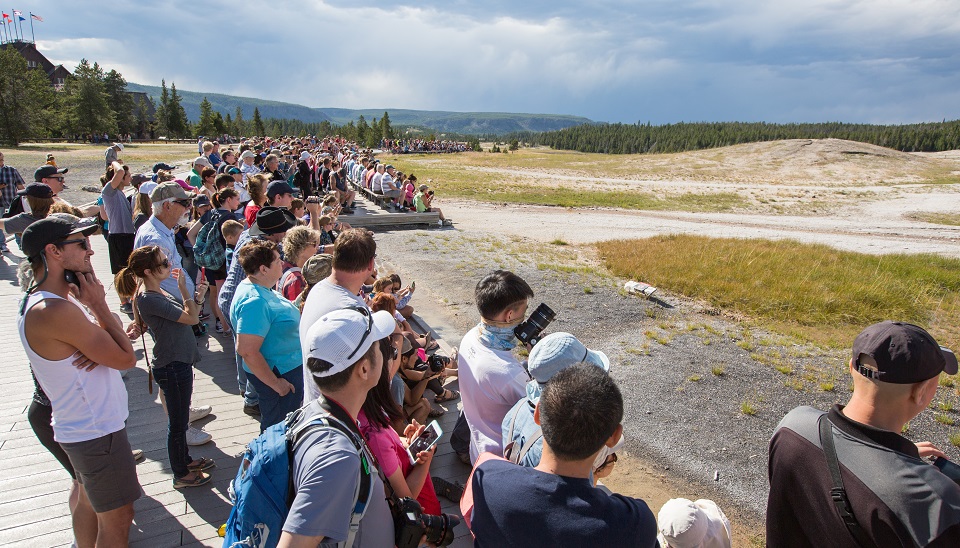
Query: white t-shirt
[[457, 325, 529, 462], [299, 279, 367, 402]]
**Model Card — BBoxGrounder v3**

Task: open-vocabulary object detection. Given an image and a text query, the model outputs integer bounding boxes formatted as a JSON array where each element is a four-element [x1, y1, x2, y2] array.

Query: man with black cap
[[218, 206, 297, 416], [767, 321, 960, 546], [18, 217, 140, 546]]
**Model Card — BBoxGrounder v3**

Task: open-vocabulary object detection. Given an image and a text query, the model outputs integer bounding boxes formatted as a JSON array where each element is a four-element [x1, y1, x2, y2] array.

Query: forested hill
[[127, 83, 591, 135], [519, 121, 960, 154]]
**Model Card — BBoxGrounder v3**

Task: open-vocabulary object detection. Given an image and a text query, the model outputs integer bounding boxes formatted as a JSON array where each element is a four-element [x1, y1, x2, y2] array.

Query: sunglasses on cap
[[346, 306, 374, 361]]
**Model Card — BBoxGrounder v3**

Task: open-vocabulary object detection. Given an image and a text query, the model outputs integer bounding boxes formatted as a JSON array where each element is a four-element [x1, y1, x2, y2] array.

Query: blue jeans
[[152, 361, 194, 478], [246, 366, 303, 433], [236, 351, 259, 406]]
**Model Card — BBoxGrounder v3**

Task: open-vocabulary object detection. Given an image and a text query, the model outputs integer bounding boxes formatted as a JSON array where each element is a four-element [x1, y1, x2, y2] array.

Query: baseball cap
[[131, 173, 152, 186], [193, 195, 212, 208], [301, 253, 333, 285], [240, 150, 256, 160], [139, 181, 158, 196], [17, 183, 54, 199], [266, 180, 294, 200], [226, 166, 242, 175], [525, 332, 610, 403], [152, 162, 177, 173], [193, 156, 212, 168], [852, 321, 958, 384], [21, 217, 98, 259], [306, 307, 396, 377], [657, 498, 731, 548], [249, 206, 297, 236], [34, 165, 68, 182], [149, 181, 196, 203]]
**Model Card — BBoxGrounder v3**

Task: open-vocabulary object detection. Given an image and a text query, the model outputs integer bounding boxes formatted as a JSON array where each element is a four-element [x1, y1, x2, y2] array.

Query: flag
[[17, 15, 23, 21], [2, 13, 9, 18], [30, 13, 41, 21], [12, 9, 20, 16]]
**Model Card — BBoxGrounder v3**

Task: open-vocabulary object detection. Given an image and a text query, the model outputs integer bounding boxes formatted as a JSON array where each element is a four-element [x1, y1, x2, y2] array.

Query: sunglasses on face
[[173, 199, 192, 208], [57, 238, 89, 251], [158, 257, 170, 268]]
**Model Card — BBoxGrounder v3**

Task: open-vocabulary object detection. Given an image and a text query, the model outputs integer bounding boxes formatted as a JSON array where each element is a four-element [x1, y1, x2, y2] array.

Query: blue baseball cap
[[525, 332, 609, 403]]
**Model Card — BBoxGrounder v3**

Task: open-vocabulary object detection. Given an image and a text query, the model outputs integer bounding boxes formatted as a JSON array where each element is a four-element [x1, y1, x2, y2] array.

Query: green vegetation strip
[[905, 212, 960, 227], [597, 235, 960, 349]]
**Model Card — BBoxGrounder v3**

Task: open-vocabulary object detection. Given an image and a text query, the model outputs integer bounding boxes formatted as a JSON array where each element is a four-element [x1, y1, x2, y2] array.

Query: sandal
[[173, 471, 212, 489], [188, 457, 216, 472], [435, 389, 460, 404], [428, 407, 445, 418], [432, 477, 465, 503]]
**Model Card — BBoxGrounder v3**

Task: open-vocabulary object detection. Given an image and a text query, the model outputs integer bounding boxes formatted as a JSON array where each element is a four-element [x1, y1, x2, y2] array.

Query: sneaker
[[132, 449, 145, 462], [215, 319, 224, 333], [437, 220, 444, 228], [199, 312, 211, 321], [186, 426, 212, 446], [442, 219, 454, 226], [120, 302, 133, 314], [457, 452, 471, 465], [189, 405, 212, 424], [243, 404, 261, 417]]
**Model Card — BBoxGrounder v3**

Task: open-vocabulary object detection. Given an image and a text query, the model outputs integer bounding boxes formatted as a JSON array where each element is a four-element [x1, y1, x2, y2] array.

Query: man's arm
[[108, 161, 125, 189]]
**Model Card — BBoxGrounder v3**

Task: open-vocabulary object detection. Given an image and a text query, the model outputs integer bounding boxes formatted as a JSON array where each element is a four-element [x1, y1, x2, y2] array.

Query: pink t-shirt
[[358, 410, 441, 514], [404, 183, 415, 203]]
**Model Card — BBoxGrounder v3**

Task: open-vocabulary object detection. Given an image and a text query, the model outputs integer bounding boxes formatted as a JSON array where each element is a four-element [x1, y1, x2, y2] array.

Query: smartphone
[[200, 267, 206, 281], [407, 420, 443, 465], [934, 457, 960, 485], [64, 269, 78, 285], [410, 281, 416, 291]]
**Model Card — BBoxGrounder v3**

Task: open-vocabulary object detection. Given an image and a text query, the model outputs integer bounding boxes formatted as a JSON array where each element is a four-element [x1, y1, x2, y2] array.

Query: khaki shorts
[[61, 428, 142, 512]]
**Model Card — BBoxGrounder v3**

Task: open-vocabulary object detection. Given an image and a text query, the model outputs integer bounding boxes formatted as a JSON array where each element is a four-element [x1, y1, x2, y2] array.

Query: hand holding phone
[[407, 420, 442, 465]]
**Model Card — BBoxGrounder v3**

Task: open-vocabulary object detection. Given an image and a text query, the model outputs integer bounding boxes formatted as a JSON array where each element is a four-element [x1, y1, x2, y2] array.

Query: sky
[[10, 0, 960, 124]]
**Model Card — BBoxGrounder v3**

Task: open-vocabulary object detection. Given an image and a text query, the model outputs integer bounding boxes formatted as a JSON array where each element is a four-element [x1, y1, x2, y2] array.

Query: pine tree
[[64, 59, 117, 139], [357, 115, 368, 144], [252, 107, 265, 136], [234, 107, 245, 136], [167, 83, 189, 138], [381, 111, 394, 140], [103, 69, 134, 135], [197, 96, 215, 136], [155, 79, 170, 136], [134, 96, 151, 138]]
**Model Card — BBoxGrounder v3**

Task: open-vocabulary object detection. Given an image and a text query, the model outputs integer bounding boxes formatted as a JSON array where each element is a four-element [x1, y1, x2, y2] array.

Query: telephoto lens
[[514, 303, 556, 346]]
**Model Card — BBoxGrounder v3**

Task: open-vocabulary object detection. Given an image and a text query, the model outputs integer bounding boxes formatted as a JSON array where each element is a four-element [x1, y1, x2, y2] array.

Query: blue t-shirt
[[470, 459, 659, 548], [230, 279, 302, 375]]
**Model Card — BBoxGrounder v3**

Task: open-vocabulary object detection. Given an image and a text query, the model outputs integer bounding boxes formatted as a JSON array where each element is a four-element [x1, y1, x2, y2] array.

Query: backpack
[[222, 401, 373, 548], [501, 403, 542, 466], [194, 212, 226, 269]]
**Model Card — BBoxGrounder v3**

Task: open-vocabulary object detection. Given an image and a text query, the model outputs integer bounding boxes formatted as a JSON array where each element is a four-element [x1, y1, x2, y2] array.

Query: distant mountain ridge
[[126, 83, 592, 135]]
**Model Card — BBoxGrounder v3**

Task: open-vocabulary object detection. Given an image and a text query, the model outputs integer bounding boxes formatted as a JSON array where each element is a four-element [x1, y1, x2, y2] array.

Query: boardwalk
[[0, 233, 472, 547]]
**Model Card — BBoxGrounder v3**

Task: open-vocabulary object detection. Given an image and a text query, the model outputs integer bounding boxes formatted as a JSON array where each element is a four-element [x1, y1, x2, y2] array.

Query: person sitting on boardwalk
[[465, 364, 659, 547], [413, 184, 453, 226], [18, 217, 141, 547]]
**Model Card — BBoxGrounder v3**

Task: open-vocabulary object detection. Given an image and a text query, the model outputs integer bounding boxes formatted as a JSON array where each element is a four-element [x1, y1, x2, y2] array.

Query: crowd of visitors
[[7, 135, 959, 548]]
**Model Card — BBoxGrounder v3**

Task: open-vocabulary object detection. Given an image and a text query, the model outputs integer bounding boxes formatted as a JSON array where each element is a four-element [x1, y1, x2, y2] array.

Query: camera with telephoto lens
[[391, 496, 460, 548], [427, 354, 447, 373], [514, 303, 556, 347]]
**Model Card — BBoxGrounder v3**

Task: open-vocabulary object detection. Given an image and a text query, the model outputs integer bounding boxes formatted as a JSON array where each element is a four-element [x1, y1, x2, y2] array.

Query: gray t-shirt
[[299, 279, 367, 402], [136, 291, 200, 367], [285, 420, 394, 547], [3, 212, 40, 234], [101, 183, 134, 234]]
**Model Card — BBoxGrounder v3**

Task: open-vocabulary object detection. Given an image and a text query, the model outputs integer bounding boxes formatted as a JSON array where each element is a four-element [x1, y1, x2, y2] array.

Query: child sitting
[[318, 215, 336, 247]]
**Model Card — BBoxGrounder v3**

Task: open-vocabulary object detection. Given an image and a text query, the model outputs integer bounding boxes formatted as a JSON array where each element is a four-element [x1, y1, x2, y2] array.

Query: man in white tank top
[[18, 217, 141, 547]]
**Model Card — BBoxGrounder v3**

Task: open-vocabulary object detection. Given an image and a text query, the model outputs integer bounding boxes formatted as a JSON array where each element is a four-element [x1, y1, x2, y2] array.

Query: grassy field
[[905, 212, 960, 226], [596, 234, 960, 353], [2, 143, 197, 173]]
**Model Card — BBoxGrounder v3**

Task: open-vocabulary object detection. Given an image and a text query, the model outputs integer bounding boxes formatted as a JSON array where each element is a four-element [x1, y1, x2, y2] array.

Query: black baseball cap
[[266, 180, 294, 199], [20, 217, 98, 259], [34, 165, 68, 182], [17, 183, 54, 199], [852, 321, 958, 384]]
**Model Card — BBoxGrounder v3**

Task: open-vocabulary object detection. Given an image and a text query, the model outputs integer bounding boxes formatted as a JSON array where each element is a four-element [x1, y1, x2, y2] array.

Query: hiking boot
[[186, 426, 212, 446], [243, 403, 261, 417], [189, 405, 212, 424]]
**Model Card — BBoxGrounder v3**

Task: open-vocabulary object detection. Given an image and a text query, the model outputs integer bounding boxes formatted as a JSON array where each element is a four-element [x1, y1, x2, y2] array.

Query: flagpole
[[10, 8, 16, 41], [1, 20, 6, 44], [17, 16, 22, 42], [28, 11, 33, 42]]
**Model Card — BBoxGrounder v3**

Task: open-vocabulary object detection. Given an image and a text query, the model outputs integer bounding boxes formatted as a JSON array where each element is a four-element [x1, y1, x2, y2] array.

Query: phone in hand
[[64, 269, 78, 285], [934, 457, 960, 485], [410, 281, 416, 291], [407, 420, 442, 465]]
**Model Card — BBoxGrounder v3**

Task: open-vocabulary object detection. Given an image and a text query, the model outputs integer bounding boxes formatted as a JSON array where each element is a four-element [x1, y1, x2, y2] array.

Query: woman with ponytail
[[200, 188, 242, 334], [115, 246, 214, 488]]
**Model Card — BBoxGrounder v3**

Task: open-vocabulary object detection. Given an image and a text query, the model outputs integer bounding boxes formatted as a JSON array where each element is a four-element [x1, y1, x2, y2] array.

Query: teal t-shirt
[[231, 279, 302, 375]]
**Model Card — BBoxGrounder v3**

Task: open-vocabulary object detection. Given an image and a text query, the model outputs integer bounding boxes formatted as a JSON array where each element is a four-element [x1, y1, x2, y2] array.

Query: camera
[[427, 190, 435, 196], [391, 496, 459, 548], [514, 303, 556, 347], [427, 354, 448, 373]]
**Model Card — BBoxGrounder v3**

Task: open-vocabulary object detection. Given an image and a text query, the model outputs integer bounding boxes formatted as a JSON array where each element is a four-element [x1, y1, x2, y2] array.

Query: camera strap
[[818, 414, 873, 548]]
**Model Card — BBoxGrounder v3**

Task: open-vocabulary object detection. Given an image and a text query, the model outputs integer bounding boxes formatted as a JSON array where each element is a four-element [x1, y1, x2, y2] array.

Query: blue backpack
[[194, 212, 226, 269], [222, 402, 373, 548]]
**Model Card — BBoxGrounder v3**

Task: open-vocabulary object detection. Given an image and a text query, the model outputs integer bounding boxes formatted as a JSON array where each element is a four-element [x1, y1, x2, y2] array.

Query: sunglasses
[[46, 176, 65, 181], [158, 257, 170, 268], [346, 307, 374, 361], [56, 238, 89, 251], [173, 199, 192, 208]]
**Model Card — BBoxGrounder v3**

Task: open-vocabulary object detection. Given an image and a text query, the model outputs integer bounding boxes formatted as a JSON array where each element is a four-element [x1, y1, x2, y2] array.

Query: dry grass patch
[[906, 212, 960, 226], [597, 235, 960, 349]]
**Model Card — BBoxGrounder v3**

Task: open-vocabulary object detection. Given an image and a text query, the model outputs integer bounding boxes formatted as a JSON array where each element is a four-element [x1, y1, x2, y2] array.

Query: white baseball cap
[[306, 307, 396, 377]]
